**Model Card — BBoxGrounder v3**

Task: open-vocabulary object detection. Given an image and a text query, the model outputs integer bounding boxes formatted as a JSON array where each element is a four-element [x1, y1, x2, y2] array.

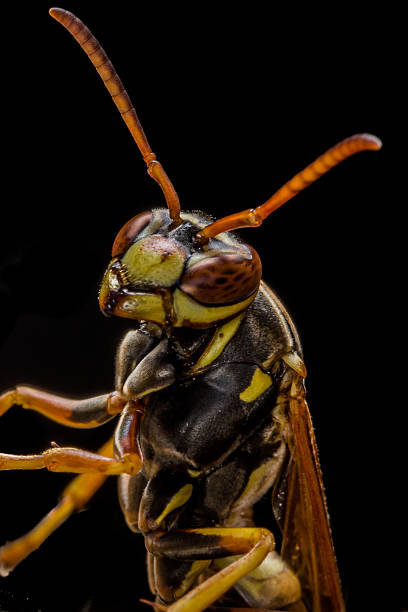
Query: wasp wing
[[274, 375, 345, 612]]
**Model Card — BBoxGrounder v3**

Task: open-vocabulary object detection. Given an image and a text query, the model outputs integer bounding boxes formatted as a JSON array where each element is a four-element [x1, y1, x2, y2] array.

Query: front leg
[[0, 386, 125, 427], [117, 338, 176, 399], [0, 323, 162, 426]]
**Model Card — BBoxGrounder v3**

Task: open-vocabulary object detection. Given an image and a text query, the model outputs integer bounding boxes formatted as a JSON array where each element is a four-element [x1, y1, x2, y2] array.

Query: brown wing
[[276, 375, 345, 612]]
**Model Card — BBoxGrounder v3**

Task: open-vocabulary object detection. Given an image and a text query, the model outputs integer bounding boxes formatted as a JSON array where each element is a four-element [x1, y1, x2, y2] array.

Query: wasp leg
[[146, 527, 276, 612], [209, 607, 288, 612], [0, 386, 126, 427], [0, 443, 141, 473], [141, 598, 293, 612], [0, 438, 113, 576], [0, 400, 142, 475]]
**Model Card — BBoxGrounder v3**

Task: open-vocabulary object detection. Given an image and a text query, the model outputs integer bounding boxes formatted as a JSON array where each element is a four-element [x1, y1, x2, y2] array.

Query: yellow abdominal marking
[[214, 551, 301, 607], [155, 484, 193, 527], [240, 368, 272, 403], [192, 312, 246, 371]]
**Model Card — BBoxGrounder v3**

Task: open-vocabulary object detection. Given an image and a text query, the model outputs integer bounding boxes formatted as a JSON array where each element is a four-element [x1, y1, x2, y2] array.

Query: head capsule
[[99, 208, 262, 328]]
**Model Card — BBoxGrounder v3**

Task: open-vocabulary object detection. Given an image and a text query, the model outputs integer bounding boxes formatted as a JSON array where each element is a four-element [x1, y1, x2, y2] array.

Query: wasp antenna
[[196, 133, 382, 243], [49, 7, 182, 224]]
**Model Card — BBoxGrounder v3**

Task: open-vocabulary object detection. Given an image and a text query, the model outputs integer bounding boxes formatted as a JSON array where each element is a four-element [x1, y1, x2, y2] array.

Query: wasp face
[[99, 208, 262, 328]]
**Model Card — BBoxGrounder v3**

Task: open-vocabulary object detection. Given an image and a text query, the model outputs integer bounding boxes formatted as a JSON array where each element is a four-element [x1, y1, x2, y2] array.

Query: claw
[[0, 390, 17, 417], [0, 553, 11, 577], [140, 598, 167, 611]]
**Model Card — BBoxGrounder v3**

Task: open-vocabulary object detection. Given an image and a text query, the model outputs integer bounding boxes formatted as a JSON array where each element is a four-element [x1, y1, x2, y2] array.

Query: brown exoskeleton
[[0, 7, 381, 612]]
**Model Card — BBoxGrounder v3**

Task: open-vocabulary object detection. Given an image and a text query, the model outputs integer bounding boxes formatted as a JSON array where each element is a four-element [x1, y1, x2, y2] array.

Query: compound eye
[[112, 211, 153, 257], [180, 246, 261, 305]]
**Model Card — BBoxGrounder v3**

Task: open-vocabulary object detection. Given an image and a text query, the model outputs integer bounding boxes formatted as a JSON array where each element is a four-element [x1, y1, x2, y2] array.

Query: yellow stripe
[[232, 454, 281, 509], [192, 312, 246, 372], [155, 484, 193, 527], [173, 289, 255, 327], [174, 560, 211, 598], [239, 368, 272, 403], [187, 469, 201, 478]]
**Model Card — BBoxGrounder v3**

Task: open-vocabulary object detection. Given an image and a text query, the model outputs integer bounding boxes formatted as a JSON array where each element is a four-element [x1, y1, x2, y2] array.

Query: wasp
[[0, 7, 381, 612]]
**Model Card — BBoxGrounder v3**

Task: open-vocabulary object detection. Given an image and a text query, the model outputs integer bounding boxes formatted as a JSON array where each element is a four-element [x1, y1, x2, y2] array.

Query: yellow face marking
[[239, 368, 272, 403], [114, 292, 166, 323], [155, 483, 193, 527], [192, 312, 246, 372], [173, 289, 255, 327], [99, 267, 112, 309], [122, 235, 186, 287]]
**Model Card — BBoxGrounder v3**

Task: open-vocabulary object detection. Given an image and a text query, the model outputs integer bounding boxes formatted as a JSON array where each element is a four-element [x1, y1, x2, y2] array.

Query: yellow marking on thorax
[[187, 469, 202, 478], [231, 443, 286, 512], [173, 289, 255, 327], [239, 368, 272, 403], [192, 312, 246, 372], [235, 460, 276, 508], [174, 560, 212, 598], [155, 484, 193, 527]]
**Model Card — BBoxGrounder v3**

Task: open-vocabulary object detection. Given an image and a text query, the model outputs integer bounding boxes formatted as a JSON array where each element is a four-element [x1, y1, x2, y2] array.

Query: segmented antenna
[[196, 134, 382, 242], [49, 7, 181, 224]]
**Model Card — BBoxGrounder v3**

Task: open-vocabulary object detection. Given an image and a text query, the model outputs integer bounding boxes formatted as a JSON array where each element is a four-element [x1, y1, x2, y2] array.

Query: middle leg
[[0, 402, 143, 475]]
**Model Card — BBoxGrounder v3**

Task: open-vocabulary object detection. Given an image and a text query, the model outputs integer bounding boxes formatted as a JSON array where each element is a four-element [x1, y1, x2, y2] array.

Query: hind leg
[[145, 527, 302, 612]]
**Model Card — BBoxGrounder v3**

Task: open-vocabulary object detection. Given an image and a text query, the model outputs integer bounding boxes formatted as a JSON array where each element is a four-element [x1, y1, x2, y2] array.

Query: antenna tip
[[49, 7, 68, 21], [360, 133, 383, 151]]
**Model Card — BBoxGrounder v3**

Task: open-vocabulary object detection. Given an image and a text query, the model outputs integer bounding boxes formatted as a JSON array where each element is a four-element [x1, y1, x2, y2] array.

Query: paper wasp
[[0, 7, 381, 611]]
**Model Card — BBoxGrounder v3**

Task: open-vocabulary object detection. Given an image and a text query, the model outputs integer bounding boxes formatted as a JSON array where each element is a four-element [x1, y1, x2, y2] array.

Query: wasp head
[[99, 208, 262, 328]]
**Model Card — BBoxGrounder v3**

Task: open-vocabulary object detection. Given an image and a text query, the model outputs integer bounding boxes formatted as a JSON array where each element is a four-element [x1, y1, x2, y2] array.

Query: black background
[[0, 3, 403, 612]]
